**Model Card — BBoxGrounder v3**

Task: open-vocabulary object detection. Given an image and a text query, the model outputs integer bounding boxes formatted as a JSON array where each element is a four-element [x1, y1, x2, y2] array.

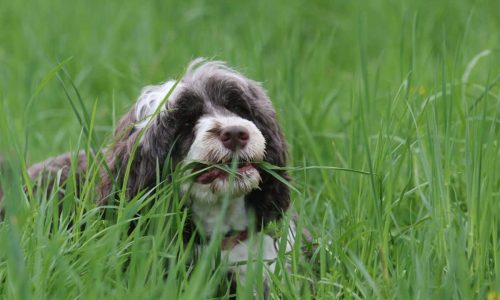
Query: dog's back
[[0, 152, 87, 219], [26, 151, 88, 187]]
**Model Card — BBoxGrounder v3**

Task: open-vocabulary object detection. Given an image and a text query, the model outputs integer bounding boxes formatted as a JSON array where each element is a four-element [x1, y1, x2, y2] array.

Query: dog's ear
[[97, 108, 138, 204], [244, 81, 290, 226], [97, 98, 177, 204]]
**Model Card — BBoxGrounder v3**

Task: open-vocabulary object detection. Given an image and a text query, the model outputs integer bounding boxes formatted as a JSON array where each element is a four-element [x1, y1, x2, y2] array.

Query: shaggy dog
[[0, 59, 299, 293]]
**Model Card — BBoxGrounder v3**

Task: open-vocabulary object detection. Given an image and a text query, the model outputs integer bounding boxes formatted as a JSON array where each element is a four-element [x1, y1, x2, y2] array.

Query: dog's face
[[100, 59, 290, 225], [182, 113, 266, 201]]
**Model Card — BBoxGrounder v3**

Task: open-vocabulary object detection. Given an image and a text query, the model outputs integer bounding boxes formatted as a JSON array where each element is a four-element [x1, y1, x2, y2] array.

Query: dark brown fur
[[0, 152, 87, 219], [27, 151, 88, 187]]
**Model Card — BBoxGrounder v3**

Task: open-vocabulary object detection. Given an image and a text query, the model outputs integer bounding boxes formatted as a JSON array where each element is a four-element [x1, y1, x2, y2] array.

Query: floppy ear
[[244, 81, 290, 227], [97, 103, 178, 204], [97, 108, 138, 204]]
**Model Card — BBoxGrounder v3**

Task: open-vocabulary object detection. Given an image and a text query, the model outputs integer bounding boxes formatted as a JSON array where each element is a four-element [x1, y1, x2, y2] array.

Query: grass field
[[1, 0, 499, 299]]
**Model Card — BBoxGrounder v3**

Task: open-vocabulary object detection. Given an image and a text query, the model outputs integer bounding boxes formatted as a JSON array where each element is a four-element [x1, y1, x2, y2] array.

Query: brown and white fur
[[0, 59, 298, 293]]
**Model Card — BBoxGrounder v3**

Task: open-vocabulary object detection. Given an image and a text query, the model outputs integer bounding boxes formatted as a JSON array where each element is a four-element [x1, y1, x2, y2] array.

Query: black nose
[[219, 126, 250, 150]]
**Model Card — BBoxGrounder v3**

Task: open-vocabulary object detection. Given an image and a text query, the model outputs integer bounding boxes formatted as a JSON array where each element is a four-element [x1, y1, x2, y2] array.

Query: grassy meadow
[[0, 0, 499, 298]]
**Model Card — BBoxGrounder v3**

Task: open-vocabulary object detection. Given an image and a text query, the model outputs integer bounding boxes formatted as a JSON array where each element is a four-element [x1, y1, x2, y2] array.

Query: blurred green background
[[1, 0, 499, 298], [2, 0, 498, 160]]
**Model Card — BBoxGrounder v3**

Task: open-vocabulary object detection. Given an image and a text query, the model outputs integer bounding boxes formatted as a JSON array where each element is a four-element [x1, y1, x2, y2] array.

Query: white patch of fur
[[223, 234, 277, 283], [134, 80, 181, 129], [190, 195, 248, 236], [223, 223, 296, 287], [191, 220, 297, 293], [225, 233, 278, 265]]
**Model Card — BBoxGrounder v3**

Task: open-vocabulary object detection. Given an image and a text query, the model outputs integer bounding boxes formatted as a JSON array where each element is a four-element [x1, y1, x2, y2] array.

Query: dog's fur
[[0, 59, 297, 292]]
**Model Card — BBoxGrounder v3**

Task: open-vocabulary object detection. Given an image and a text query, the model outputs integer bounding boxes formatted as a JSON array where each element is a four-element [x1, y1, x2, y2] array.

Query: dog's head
[[99, 59, 290, 226]]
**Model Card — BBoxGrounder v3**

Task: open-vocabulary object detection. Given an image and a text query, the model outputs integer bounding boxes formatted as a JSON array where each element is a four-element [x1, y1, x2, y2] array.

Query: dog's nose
[[219, 126, 249, 150]]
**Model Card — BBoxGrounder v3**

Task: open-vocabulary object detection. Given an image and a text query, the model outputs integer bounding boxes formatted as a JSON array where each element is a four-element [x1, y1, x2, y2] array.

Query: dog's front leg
[[224, 233, 278, 299]]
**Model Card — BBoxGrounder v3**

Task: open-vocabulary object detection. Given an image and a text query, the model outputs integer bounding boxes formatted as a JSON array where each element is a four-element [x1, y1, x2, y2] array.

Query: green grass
[[1, 0, 499, 298]]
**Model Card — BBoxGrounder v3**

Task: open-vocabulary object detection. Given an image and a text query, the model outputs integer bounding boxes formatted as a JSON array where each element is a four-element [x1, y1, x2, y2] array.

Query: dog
[[0, 59, 300, 294]]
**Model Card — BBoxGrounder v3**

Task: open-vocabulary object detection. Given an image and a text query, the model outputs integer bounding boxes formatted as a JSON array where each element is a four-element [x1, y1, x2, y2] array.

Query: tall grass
[[1, 0, 499, 299]]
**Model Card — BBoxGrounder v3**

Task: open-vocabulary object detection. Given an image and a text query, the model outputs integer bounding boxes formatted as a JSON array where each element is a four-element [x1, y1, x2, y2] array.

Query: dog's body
[[1, 59, 297, 292]]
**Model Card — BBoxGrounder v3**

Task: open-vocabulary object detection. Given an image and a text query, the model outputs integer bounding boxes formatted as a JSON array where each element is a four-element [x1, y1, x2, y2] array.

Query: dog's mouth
[[192, 162, 257, 185]]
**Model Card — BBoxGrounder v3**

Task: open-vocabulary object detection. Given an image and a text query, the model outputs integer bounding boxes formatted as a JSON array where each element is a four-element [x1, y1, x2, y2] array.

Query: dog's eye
[[225, 91, 254, 118], [228, 101, 252, 119], [173, 92, 203, 130]]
